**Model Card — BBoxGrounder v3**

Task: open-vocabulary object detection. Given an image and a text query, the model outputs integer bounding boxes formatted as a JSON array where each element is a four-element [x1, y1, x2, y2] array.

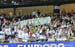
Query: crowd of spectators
[[0, 9, 75, 43]]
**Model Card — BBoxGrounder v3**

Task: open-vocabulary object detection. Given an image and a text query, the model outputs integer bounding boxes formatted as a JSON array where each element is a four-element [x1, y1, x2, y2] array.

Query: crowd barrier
[[0, 41, 75, 47]]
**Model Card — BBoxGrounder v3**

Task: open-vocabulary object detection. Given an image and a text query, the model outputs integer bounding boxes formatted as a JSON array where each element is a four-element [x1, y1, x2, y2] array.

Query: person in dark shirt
[[0, 19, 2, 31], [37, 10, 41, 17]]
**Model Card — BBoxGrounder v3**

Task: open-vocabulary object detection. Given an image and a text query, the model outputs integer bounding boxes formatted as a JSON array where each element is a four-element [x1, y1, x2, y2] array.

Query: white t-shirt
[[58, 29, 62, 36], [35, 31, 40, 39], [22, 33, 29, 42], [32, 11, 38, 17], [0, 31, 5, 39], [56, 37, 67, 41], [32, 11, 36, 16], [17, 30, 23, 38], [48, 38, 55, 41], [11, 31, 16, 35], [49, 30, 55, 34], [14, 26, 17, 32], [54, 24, 57, 27], [39, 29, 42, 33], [38, 35, 46, 40], [55, 29, 62, 38], [4, 28, 11, 35]]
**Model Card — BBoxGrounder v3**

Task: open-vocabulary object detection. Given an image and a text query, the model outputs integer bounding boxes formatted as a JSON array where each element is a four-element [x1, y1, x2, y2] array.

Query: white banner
[[16, 17, 51, 27]]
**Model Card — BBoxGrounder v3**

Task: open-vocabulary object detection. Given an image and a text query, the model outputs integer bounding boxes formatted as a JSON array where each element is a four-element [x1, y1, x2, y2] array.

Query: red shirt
[[29, 30, 33, 38]]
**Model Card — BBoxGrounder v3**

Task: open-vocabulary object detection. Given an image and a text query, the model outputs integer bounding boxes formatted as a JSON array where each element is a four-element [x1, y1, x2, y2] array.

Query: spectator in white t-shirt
[[55, 27, 63, 41], [32, 10, 38, 18], [35, 28, 40, 40], [4, 26, 11, 40], [22, 28, 29, 42], [49, 27, 55, 35], [0, 31, 5, 40], [4, 26, 11, 35], [11, 28, 17, 36], [17, 27, 23, 38]]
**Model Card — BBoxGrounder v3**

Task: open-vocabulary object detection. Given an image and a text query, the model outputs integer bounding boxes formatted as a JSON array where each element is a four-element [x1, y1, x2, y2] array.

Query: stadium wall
[[0, 5, 53, 16], [60, 4, 75, 12], [16, 5, 53, 16], [0, 8, 13, 16], [0, 4, 75, 16]]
